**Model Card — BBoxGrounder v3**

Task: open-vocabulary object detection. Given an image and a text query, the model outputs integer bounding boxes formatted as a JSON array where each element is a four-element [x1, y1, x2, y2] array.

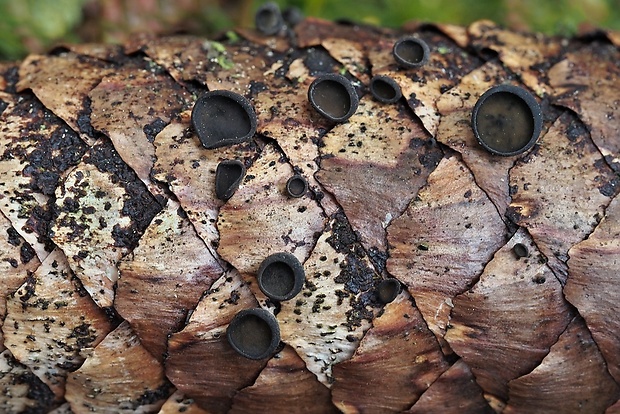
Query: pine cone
[[0, 10, 619, 413]]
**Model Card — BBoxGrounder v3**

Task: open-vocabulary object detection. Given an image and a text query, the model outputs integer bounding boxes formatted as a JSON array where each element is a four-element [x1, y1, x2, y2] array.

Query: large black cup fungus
[[227, 308, 281, 360], [286, 174, 308, 198], [471, 84, 542, 156], [191, 90, 257, 149], [215, 160, 246, 201], [392, 36, 430, 69], [257, 252, 305, 301], [255, 2, 284, 35], [308, 73, 359, 122], [370, 75, 402, 104]]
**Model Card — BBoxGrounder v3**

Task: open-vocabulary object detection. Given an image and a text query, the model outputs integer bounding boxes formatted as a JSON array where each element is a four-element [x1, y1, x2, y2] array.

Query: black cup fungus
[[255, 2, 284, 35], [227, 308, 281, 360], [283, 6, 304, 27], [257, 252, 305, 301], [215, 160, 246, 201], [471, 84, 542, 156], [392, 36, 430, 69], [191, 90, 257, 149], [377, 278, 402, 304], [370, 75, 402, 104], [286, 174, 308, 198], [512, 243, 529, 259], [308, 73, 359, 122]]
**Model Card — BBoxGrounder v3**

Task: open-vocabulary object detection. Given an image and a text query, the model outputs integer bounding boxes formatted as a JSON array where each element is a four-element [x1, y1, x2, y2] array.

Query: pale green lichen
[[203, 40, 235, 70], [210, 41, 226, 53], [216, 56, 234, 70], [225, 30, 240, 42]]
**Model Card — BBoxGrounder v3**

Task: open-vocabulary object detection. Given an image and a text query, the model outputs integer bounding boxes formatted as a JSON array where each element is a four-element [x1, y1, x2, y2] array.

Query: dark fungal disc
[[471, 84, 542, 156], [257, 252, 305, 301], [227, 308, 280, 360], [255, 2, 284, 35], [191, 90, 257, 149], [308, 73, 359, 122], [369, 75, 402, 104], [512, 243, 529, 259], [215, 160, 246, 201], [376, 278, 402, 304], [392, 36, 430, 68], [286, 174, 308, 198]]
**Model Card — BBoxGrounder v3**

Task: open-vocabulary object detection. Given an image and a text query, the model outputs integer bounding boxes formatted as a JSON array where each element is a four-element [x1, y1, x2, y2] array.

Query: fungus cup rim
[[512, 242, 530, 258], [308, 73, 359, 122], [215, 159, 246, 201], [471, 84, 542, 156], [286, 174, 308, 198], [255, 2, 284, 35], [191, 90, 257, 149], [377, 278, 402, 304], [370, 75, 403, 104], [226, 308, 281, 360], [257, 252, 306, 301], [392, 36, 431, 68]]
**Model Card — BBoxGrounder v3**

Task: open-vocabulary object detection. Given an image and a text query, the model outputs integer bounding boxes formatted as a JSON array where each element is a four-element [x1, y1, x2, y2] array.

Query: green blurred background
[[1, 0, 619, 60]]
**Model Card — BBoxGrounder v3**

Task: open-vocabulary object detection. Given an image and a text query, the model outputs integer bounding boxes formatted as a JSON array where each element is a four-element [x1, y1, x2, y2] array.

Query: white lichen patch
[[3, 248, 112, 397], [52, 163, 132, 308]]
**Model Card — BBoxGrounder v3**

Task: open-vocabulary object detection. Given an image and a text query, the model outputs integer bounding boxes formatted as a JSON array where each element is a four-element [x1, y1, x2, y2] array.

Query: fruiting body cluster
[[191, 3, 541, 362]]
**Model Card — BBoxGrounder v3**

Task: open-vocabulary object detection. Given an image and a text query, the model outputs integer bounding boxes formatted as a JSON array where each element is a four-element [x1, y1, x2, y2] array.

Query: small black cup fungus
[[308, 73, 359, 122], [255, 2, 284, 35], [377, 279, 402, 304], [215, 160, 246, 201], [392, 36, 430, 69], [191, 90, 257, 149], [227, 308, 280, 360], [286, 174, 308, 198], [283, 6, 304, 27], [512, 243, 529, 259], [370, 75, 402, 104], [257, 252, 305, 301], [471, 84, 542, 156]]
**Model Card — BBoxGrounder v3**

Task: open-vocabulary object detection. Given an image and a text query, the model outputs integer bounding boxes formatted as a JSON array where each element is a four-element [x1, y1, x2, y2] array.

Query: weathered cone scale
[[0, 13, 619, 414]]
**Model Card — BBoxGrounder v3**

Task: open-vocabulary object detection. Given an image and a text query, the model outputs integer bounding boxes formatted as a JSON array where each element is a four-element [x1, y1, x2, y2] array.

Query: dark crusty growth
[[84, 138, 163, 249], [0, 13, 619, 414]]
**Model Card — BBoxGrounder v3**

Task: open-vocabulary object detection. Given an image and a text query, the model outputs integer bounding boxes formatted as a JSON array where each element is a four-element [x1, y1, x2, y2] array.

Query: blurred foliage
[[0, 0, 86, 60], [268, 0, 620, 35], [1, 0, 619, 60]]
